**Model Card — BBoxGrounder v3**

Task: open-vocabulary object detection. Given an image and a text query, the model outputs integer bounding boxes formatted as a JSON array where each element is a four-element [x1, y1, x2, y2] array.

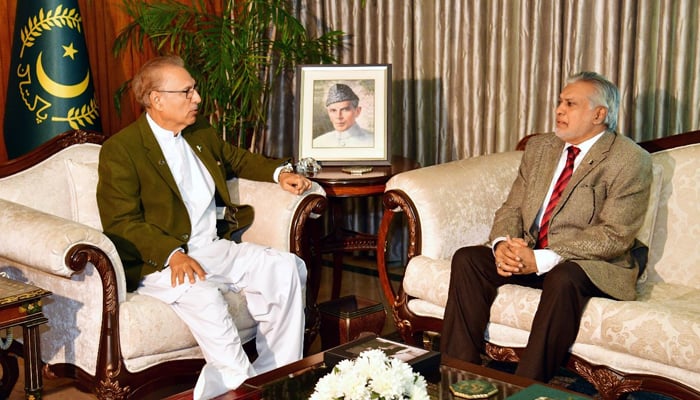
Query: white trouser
[[137, 239, 307, 399]]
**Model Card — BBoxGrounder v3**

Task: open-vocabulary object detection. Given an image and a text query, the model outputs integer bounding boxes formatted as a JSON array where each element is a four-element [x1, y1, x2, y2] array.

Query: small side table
[[0, 276, 51, 399], [308, 156, 419, 300]]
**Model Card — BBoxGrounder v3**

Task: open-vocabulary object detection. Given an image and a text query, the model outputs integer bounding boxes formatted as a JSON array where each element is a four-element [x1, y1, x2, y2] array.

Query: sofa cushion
[[597, 283, 700, 372], [64, 159, 102, 230], [120, 291, 256, 361], [486, 282, 700, 372], [646, 144, 700, 288]]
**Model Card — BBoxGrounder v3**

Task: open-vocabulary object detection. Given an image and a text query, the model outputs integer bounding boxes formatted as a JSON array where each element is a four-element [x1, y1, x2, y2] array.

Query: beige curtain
[[286, 0, 700, 168], [274, 0, 699, 267]]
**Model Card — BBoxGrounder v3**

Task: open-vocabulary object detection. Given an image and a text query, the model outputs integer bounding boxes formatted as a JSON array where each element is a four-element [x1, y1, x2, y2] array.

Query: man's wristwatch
[[279, 162, 294, 174]]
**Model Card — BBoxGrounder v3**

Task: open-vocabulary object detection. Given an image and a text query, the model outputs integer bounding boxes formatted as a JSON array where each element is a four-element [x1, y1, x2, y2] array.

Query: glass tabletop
[[256, 358, 526, 399]]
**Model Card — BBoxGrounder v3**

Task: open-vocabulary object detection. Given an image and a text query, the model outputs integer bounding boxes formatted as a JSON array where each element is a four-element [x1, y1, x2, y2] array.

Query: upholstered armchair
[[0, 130, 327, 399]]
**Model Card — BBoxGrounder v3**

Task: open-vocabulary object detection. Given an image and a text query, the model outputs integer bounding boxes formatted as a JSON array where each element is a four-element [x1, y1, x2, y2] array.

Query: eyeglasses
[[155, 85, 198, 99]]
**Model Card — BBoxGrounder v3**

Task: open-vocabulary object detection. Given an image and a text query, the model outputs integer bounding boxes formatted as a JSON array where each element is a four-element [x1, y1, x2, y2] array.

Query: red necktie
[[536, 146, 580, 249]]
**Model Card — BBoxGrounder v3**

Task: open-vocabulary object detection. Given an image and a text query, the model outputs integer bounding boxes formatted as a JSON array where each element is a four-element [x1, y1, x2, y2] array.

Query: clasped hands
[[494, 235, 538, 277]]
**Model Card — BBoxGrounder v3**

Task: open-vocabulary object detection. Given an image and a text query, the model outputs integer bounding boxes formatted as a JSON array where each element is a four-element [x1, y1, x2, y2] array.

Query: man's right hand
[[168, 251, 207, 287]]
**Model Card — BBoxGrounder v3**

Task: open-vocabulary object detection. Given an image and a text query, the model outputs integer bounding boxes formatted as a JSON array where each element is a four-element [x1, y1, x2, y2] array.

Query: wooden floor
[[7, 255, 398, 399]]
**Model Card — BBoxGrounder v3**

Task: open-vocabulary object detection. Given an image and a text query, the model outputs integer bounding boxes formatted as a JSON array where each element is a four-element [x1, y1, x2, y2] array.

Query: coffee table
[[166, 351, 589, 399]]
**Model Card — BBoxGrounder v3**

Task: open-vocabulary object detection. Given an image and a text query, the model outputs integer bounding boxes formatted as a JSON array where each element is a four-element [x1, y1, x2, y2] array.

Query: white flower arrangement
[[309, 348, 430, 400]]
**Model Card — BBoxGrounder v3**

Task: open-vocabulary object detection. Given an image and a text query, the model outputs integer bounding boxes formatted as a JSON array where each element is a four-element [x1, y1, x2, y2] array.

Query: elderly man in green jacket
[[97, 55, 311, 399]]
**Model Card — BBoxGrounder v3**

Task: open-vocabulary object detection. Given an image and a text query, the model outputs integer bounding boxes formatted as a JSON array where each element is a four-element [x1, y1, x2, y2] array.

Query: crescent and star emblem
[[35, 51, 90, 99], [6, 3, 101, 157]]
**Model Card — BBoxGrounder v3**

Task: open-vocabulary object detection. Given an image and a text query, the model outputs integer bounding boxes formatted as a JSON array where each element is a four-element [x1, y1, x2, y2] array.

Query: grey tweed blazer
[[490, 131, 652, 300]]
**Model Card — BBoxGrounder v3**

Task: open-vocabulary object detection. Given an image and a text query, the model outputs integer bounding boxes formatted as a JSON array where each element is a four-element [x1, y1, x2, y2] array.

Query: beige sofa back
[[387, 149, 661, 259], [386, 151, 523, 261], [0, 143, 100, 223], [645, 143, 700, 288]]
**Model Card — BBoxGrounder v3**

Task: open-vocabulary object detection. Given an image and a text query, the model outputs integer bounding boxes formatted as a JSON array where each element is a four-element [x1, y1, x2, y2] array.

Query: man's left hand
[[279, 172, 312, 195]]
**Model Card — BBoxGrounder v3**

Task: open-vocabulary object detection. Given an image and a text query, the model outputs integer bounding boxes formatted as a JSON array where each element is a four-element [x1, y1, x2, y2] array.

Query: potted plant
[[113, 0, 344, 150]]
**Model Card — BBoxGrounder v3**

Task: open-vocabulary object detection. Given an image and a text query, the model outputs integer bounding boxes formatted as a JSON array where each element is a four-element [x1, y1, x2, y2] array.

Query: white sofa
[[0, 130, 327, 399], [376, 131, 700, 399]]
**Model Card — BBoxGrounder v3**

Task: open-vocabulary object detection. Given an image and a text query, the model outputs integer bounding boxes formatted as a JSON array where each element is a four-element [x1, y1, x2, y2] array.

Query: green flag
[[4, 0, 101, 159]]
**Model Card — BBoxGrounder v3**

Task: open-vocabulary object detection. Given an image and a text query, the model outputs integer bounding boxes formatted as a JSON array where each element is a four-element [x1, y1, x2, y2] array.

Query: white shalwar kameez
[[136, 117, 306, 399]]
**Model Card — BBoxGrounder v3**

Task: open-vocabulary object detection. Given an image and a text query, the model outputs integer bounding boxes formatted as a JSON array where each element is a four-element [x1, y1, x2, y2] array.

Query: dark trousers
[[440, 245, 607, 382]]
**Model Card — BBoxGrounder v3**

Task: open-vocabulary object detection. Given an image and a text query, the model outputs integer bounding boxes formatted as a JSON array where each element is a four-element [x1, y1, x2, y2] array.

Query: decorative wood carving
[[485, 342, 520, 363], [571, 358, 641, 400], [96, 377, 131, 400], [289, 193, 327, 353]]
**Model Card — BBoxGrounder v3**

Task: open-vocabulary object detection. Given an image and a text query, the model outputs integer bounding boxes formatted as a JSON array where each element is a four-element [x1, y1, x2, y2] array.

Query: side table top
[[0, 276, 51, 306], [310, 155, 419, 197]]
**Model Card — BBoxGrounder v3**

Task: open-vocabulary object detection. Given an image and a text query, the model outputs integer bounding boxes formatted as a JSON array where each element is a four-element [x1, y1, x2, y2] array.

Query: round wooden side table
[[308, 156, 419, 300]]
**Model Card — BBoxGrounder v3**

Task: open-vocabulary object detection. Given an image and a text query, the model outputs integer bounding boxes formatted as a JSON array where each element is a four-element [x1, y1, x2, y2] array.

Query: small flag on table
[[4, 0, 101, 159]]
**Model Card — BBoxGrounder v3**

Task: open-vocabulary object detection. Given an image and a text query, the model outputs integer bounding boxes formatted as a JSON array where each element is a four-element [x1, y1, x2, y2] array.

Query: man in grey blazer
[[441, 72, 652, 382]]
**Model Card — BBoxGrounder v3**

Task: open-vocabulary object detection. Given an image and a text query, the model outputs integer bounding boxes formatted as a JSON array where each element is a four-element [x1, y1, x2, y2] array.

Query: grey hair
[[567, 71, 620, 132], [132, 55, 185, 108]]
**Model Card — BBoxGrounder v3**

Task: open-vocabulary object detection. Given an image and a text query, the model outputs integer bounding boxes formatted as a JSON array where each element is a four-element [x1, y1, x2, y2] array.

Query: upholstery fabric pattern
[[646, 145, 700, 287], [0, 199, 119, 279], [0, 144, 101, 220], [119, 291, 256, 360], [234, 178, 325, 251], [0, 261, 106, 375], [403, 256, 451, 308]]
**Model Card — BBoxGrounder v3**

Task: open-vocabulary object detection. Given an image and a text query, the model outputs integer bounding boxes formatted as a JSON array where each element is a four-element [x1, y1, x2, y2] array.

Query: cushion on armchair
[[64, 158, 102, 230]]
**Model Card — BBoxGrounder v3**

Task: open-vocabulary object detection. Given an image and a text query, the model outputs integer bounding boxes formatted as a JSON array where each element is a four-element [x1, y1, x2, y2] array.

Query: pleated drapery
[[269, 0, 700, 169], [270, 0, 700, 266]]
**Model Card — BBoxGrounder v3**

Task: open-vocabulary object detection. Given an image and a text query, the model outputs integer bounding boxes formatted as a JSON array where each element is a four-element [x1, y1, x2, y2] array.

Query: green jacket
[[96, 114, 285, 291]]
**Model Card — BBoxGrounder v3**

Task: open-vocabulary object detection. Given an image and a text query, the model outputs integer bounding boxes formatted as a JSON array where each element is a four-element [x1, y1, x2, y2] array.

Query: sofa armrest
[[0, 198, 128, 301], [229, 179, 327, 255], [0, 199, 112, 274], [377, 152, 522, 325]]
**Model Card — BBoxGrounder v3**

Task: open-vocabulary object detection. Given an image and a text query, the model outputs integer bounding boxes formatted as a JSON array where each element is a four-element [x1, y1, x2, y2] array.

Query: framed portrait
[[295, 64, 391, 166]]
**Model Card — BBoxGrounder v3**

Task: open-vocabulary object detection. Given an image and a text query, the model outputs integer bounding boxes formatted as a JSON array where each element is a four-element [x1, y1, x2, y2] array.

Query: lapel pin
[[196, 145, 202, 152]]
